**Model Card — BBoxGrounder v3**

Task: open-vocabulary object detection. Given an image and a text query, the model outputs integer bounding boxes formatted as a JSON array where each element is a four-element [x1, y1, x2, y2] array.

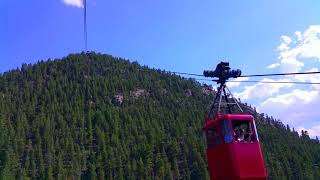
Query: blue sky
[[1, 0, 320, 136]]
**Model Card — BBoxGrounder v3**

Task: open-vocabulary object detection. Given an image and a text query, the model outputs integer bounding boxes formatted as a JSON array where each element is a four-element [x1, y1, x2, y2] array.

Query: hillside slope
[[0, 52, 319, 179]]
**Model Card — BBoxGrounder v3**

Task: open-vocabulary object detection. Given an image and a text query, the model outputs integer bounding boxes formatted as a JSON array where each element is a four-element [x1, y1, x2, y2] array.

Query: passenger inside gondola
[[233, 121, 254, 142], [234, 127, 241, 141]]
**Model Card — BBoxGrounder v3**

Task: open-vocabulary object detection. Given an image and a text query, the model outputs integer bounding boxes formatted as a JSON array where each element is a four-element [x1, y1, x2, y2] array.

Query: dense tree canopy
[[0, 52, 319, 179]]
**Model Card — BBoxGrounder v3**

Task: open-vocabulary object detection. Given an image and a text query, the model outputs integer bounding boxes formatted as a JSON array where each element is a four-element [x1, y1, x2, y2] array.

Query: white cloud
[[295, 31, 303, 41], [298, 125, 320, 138], [259, 89, 320, 128], [293, 68, 320, 90], [277, 35, 292, 52], [267, 63, 280, 69], [242, 25, 320, 138], [271, 25, 320, 72], [226, 77, 249, 88], [62, 0, 84, 8], [260, 89, 318, 106], [281, 35, 292, 44], [234, 78, 293, 100]]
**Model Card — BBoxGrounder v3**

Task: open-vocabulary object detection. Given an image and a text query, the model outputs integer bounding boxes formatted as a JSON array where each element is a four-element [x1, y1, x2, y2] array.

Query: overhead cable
[[239, 71, 320, 78], [191, 78, 320, 85], [227, 80, 320, 85], [169, 71, 205, 77], [168, 71, 320, 78]]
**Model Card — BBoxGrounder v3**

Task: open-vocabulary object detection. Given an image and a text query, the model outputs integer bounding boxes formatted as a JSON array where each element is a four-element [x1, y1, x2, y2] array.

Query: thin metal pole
[[84, 0, 87, 51]]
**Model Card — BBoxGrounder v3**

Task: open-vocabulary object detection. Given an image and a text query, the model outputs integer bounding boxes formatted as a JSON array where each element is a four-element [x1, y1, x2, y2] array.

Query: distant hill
[[0, 52, 319, 179]]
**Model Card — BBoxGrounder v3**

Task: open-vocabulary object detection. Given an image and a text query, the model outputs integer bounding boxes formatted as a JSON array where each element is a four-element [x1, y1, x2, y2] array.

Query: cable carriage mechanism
[[202, 62, 267, 180]]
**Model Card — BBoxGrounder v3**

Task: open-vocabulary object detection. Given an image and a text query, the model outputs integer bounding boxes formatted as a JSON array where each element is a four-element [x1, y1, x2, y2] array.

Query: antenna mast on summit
[[84, 0, 87, 51]]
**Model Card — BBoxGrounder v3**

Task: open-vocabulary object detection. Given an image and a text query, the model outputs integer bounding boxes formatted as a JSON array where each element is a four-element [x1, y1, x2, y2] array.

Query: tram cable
[[167, 70, 320, 85], [227, 80, 320, 85], [240, 71, 320, 77], [192, 78, 320, 85], [168, 70, 320, 78]]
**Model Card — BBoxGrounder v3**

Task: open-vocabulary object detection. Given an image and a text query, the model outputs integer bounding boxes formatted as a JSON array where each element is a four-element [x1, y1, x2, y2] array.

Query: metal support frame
[[225, 85, 243, 112], [208, 82, 243, 117]]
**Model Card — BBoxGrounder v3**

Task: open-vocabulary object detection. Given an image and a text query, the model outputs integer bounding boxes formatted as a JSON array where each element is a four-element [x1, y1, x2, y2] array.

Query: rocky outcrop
[[130, 88, 149, 98], [202, 86, 215, 95], [113, 94, 124, 105]]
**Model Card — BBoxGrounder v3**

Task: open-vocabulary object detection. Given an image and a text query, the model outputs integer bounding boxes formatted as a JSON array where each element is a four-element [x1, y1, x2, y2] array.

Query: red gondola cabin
[[203, 114, 267, 180]]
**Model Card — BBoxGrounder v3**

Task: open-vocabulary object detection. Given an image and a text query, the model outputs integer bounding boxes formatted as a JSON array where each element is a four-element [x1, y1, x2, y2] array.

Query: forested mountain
[[0, 52, 319, 179]]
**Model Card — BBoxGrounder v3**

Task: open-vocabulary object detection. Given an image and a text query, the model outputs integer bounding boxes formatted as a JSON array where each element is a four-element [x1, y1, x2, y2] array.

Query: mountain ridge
[[0, 52, 319, 179]]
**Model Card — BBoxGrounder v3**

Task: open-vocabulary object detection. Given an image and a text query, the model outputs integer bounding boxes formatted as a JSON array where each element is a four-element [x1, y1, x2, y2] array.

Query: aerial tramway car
[[202, 62, 267, 180]]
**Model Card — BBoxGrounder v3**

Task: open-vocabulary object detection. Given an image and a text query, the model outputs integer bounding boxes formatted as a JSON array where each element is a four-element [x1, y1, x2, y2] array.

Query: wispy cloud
[[62, 0, 84, 8]]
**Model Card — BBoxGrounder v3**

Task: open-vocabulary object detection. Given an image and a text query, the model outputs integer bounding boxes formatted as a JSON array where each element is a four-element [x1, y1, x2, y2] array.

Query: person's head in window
[[234, 126, 241, 141], [239, 124, 247, 142]]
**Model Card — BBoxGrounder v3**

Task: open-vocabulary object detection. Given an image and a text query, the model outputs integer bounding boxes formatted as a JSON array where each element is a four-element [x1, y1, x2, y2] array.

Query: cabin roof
[[203, 114, 254, 130]]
